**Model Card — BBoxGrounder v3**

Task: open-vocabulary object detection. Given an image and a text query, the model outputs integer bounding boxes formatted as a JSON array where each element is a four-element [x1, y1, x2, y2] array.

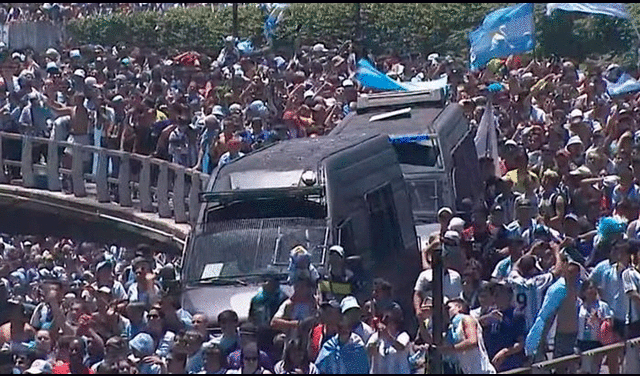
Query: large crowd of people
[[2, 2, 640, 375]]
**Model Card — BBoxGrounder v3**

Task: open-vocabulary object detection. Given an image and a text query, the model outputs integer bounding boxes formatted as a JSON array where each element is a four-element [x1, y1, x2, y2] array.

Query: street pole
[[354, 3, 362, 60], [232, 3, 238, 39], [430, 246, 444, 374]]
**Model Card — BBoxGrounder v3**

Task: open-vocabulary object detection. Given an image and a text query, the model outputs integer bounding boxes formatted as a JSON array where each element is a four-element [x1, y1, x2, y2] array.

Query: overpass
[[0, 131, 209, 253]]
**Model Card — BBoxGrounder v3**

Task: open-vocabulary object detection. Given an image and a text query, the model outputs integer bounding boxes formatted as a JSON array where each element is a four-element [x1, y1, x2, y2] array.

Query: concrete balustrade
[[0, 131, 208, 227]]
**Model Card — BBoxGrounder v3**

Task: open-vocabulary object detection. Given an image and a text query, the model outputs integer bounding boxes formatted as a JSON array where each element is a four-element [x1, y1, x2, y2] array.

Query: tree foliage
[[66, 3, 640, 69]]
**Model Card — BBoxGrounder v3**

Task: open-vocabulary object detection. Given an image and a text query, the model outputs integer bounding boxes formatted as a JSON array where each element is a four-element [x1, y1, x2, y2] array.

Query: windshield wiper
[[189, 272, 288, 286], [192, 277, 248, 286]]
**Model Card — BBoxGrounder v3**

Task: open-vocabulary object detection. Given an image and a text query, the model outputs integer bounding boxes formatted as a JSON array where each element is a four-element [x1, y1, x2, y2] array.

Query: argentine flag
[[605, 72, 640, 97], [469, 3, 535, 71], [354, 59, 449, 92]]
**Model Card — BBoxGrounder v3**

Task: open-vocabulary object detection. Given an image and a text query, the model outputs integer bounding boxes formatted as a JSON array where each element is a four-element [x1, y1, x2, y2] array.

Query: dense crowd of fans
[[2, 2, 640, 375]]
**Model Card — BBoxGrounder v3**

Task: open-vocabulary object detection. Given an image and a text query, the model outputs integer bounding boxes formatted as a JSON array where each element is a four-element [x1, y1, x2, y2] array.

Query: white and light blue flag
[[605, 72, 640, 97], [354, 59, 448, 92], [546, 3, 629, 19], [263, 3, 289, 41], [469, 3, 535, 71]]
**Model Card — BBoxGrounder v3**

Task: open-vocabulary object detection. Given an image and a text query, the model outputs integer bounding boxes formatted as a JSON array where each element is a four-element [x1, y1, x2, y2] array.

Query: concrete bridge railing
[[0, 131, 209, 230]]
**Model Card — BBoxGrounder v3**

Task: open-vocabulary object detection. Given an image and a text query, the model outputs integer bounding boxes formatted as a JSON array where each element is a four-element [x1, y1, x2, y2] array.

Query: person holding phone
[[366, 306, 411, 374]]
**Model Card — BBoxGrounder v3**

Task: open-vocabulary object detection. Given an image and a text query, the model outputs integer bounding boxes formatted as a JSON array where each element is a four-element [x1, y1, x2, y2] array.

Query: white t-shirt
[[367, 331, 411, 374], [414, 268, 463, 301], [353, 321, 374, 344], [507, 269, 556, 331], [577, 299, 613, 342]]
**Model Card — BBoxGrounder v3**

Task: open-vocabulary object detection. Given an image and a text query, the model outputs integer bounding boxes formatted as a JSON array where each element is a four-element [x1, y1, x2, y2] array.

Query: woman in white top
[[366, 306, 411, 374], [577, 280, 613, 374], [440, 298, 496, 374]]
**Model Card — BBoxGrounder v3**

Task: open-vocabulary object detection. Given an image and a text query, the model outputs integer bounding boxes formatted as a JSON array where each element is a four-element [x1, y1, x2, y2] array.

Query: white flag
[[474, 99, 500, 176], [546, 3, 629, 19]]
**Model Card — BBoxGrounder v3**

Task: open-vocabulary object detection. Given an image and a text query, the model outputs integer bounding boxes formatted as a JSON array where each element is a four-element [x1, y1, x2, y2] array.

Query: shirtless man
[[46, 92, 91, 191], [552, 260, 581, 372]]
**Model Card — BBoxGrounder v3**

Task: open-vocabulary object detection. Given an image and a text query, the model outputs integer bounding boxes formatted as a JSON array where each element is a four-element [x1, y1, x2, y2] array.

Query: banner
[[546, 3, 629, 19], [469, 3, 535, 70]]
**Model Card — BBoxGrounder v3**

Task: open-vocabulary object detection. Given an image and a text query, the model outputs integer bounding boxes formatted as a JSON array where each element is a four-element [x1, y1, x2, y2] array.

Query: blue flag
[[469, 3, 535, 71], [605, 72, 640, 97], [546, 3, 629, 19]]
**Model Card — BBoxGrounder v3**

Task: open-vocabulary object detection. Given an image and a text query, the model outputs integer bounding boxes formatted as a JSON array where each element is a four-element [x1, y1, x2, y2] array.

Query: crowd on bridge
[[2, 2, 640, 375]]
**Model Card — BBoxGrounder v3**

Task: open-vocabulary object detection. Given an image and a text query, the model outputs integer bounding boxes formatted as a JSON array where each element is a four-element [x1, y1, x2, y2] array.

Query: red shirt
[[52, 363, 94, 374], [310, 324, 329, 361]]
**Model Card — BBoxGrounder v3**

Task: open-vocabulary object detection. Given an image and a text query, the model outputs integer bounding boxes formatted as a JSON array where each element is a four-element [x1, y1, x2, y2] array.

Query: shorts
[[553, 332, 577, 358], [65, 134, 92, 163], [577, 340, 602, 352]]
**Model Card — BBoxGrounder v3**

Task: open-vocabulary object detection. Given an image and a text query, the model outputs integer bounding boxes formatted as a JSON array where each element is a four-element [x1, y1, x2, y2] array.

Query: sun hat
[[567, 135, 583, 147], [340, 295, 360, 314]]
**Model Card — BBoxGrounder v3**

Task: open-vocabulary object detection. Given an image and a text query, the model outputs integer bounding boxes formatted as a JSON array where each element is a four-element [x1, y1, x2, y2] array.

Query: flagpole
[[630, 19, 640, 70]]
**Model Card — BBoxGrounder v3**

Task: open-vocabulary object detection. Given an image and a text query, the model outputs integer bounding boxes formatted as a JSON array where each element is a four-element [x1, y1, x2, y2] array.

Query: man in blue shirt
[[483, 282, 526, 372]]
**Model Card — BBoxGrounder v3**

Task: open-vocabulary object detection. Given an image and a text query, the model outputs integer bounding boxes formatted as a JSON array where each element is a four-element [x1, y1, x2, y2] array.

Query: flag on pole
[[469, 3, 535, 71], [546, 3, 629, 19], [474, 98, 500, 176], [263, 3, 289, 42]]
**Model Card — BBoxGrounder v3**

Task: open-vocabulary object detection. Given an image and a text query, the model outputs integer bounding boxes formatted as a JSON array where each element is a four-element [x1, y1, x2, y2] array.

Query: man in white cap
[[318, 245, 358, 303], [565, 135, 584, 167], [340, 295, 374, 344], [438, 207, 454, 236]]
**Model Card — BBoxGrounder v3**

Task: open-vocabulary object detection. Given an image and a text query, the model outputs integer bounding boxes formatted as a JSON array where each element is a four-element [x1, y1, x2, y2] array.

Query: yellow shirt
[[504, 169, 539, 194]]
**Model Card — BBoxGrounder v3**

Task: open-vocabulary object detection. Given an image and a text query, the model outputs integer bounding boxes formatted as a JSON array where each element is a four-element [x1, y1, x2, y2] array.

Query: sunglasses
[[244, 356, 258, 362]]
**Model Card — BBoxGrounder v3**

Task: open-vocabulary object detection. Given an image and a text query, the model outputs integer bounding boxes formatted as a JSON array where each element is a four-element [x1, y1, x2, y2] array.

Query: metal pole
[[430, 247, 444, 374], [232, 3, 238, 39]]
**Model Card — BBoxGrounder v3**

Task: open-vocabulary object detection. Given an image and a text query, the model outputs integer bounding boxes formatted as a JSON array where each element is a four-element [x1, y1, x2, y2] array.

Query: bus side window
[[337, 218, 356, 257], [365, 183, 402, 262]]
